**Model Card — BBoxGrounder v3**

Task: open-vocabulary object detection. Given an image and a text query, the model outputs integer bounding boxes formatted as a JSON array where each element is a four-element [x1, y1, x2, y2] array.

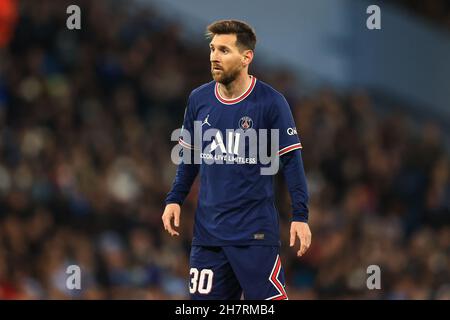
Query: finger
[[169, 223, 179, 236], [305, 234, 312, 248], [168, 226, 179, 236], [298, 236, 307, 256], [163, 215, 175, 235], [290, 228, 296, 247], [300, 235, 311, 256], [174, 210, 180, 227], [162, 215, 169, 231], [167, 217, 180, 236], [168, 224, 178, 236], [165, 222, 174, 234]]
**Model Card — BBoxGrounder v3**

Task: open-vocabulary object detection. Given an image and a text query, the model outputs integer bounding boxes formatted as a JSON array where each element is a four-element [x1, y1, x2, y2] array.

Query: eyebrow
[[209, 43, 232, 50]]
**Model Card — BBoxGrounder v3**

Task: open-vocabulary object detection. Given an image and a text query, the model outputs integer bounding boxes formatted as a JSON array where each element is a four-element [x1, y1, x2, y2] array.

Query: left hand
[[290, 221, 312, 257]]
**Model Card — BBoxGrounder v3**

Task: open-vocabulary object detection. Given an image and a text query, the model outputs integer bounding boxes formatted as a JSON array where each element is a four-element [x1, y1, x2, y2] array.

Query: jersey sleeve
[[165, 93, 200, 206], [165, 159, 200, 206], [271, 94, 309, 222], [270, 94, 302, 156], [280, 149, 309, 222], [178, 93, 196, 150]]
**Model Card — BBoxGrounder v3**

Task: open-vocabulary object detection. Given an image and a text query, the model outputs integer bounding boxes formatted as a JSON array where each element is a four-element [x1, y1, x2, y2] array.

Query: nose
[[210, 50, 219, 63]]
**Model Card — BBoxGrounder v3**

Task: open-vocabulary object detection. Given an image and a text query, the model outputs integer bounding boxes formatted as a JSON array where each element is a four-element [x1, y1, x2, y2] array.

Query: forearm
[[165, 159, 199, 206], [280, 149, 309, 222]]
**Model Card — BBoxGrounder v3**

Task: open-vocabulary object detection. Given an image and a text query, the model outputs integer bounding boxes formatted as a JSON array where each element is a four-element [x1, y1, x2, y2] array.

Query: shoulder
[[255, 79, 289, 110], [189, 81, 216, 101]]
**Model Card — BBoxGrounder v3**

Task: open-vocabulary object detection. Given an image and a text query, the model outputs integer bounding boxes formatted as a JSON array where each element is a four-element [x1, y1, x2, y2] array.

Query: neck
[[219, 72, 252, 99]]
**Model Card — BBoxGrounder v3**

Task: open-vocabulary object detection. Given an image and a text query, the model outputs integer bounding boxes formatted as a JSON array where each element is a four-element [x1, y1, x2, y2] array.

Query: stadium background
[[0, 0, 449, 299]]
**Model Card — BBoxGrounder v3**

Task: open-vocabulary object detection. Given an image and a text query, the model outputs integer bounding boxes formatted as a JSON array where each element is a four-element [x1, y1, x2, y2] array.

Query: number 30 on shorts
[[189, 268, 214, 294]]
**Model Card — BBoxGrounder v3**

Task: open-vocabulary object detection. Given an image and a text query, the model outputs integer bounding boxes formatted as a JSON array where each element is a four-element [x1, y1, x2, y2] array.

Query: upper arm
[[269, 94, 303, 156]]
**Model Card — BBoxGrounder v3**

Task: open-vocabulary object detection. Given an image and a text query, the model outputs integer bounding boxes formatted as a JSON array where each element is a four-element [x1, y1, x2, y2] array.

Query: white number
[[198, 269, 213, 294], [189, 268, 214, 294], [189, 268, 199, 294]]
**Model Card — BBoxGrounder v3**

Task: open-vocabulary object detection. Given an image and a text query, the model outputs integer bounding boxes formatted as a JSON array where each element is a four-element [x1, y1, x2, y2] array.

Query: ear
[[242, 50, 254, 67]]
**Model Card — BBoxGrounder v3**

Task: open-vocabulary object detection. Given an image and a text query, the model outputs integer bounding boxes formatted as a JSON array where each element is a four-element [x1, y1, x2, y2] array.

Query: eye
[[222, 48, 228, 54]]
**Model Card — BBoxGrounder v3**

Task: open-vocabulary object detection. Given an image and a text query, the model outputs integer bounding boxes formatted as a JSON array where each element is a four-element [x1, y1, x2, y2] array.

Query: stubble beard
[[211, 66, 241, 86]]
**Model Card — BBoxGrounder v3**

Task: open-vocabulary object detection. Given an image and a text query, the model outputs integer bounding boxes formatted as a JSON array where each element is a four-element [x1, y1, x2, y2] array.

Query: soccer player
[[162, 20, 311, 300]]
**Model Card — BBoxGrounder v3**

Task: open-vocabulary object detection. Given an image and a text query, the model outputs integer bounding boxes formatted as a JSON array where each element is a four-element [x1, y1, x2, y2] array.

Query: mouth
[[212, 65, 223, 71]]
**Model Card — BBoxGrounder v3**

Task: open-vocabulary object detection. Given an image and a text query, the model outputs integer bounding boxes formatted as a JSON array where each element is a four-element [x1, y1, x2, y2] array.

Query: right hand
[[162, 203, 181, 236]]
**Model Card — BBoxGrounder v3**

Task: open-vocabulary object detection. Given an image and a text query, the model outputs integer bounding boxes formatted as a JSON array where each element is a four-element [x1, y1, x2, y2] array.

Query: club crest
[[239, 116, 253, 131]]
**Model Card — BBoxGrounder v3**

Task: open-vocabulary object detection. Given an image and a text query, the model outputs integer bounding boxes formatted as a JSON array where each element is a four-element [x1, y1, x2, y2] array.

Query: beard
[[211, 65, 241, 86]]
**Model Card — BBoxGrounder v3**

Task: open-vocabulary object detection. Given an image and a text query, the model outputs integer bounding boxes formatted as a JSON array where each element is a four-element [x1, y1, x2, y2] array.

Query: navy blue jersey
[[168, 76, 307, 246]]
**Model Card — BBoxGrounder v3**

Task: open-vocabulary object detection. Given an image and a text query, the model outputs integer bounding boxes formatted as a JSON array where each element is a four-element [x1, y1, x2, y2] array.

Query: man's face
[[209, 34, 246, 85]]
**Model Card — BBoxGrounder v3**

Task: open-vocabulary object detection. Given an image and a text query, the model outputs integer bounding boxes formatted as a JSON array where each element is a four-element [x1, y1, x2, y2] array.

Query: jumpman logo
[[202, 114, 211, 127]]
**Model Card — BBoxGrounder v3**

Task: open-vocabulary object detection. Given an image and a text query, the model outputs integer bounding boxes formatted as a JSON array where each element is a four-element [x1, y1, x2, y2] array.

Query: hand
[[290, 221, 312, 257], [162, 203, 181, 236]]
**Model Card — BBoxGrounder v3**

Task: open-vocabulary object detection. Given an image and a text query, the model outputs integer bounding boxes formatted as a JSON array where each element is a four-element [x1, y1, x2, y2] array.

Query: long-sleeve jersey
[[166, 76, 309, 246]]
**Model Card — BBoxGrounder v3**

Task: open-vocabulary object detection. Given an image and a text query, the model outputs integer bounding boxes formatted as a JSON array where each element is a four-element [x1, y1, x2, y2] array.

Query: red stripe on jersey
[[278, 143, 302, 156], [215, 76, 256, 105], [178, 138, 193, 150]]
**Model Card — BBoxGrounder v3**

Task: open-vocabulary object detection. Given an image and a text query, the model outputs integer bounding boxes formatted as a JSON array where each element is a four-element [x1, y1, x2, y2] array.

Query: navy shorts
[[189, 245, 288, 300]]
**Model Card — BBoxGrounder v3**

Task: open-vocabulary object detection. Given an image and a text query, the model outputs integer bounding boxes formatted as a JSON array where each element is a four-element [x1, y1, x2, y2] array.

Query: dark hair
[[206, 20, 257, 51]]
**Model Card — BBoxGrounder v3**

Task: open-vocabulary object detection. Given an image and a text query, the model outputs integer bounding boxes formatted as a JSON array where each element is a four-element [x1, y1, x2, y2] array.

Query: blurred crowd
[[390, 0, 450, 29], [0, 0, 449, 299]]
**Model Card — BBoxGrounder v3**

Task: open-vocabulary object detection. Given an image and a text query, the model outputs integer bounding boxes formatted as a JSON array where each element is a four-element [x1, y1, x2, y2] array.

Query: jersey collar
[[214, 75, 256, 105]]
